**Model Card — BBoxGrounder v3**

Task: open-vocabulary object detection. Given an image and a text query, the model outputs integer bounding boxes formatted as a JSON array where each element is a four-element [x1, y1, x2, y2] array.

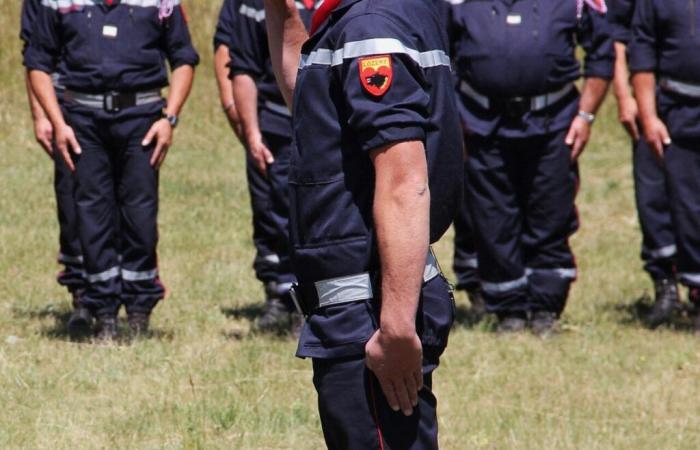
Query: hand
[[616, 95, 640, 141], [365, 327, 423, 416], [247, 133, 275, 175], [225, 105, 244, 142], [33, 116, 54, 157], [142, 118, 173, 169], [641, 116, 672, 159], [55, 123, 81, 172], [565, 116, 591, 161]]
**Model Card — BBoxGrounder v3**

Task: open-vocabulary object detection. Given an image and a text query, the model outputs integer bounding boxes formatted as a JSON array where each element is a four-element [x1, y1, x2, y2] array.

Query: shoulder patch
[[359, 55, 393, 97]]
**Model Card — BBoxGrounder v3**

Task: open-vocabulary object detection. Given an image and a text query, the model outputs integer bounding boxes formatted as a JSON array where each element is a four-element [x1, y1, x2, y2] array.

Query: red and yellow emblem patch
[[359, 55, 393, 97]]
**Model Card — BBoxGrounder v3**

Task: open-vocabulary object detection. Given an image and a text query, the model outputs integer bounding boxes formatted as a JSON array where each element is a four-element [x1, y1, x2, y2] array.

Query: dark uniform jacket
[[292, 0, 463, 358], [445, 0, 614, 137], [629, 0, 700, 138], [23, 0, 199, 103], [228, 0, 318, 137]]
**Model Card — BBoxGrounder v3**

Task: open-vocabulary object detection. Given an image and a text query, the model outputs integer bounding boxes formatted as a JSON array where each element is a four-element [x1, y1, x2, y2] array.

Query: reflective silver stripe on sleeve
[[644, 244, 677, 260], [264, 101, 292, 117], [454, 255, 479, 269], [122, 268, 159, 281], [239, 4, 265, 22], [481, 275, 528, 295], [525, 267, 577, 280], [659, 78, 700, 99], [58, 253, 84, 264], [679, 273, 700, 285], [255, 254, 281, 265], [86, 266, 120, 283], [300, 38, 451, 69], [315, 273, 374, 307], [41, 0, 179, 10]]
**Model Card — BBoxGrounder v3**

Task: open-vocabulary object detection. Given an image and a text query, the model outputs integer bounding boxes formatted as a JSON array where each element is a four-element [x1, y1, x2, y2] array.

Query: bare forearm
[[371, 141, 430, 335], [214, 45, 235, 109], [25, 71, 47, 120], [263, 0, 308, 107], [232, 74, 261, 144], [29, 70, 65, 127], [632, 72, 658, 121], [579, 77, 610, 114], [164, 65, 195, 117], [613, 42, 633, 101]]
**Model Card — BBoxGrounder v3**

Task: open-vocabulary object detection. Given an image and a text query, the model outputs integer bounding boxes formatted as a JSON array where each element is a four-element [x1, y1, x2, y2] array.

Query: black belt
[[64, 89, 162, 113]]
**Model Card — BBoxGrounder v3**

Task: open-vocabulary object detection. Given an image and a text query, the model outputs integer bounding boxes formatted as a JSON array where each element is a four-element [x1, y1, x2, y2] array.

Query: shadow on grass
[[220, 304, 264, 321], [12, 303, 174, 344], [453, 304, 491, 330], [219, 304, 299, 341], [607, 294, 698, 333]]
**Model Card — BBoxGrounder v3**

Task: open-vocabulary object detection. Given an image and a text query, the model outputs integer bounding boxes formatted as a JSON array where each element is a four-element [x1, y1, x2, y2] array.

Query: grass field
[[2, 1, 700, 449]]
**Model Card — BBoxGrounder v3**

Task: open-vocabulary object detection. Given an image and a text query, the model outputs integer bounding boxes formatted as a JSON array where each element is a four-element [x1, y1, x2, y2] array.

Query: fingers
[[155, 145, 169, 169], [564, 127, 576, 148], [38, 137, 53, 157], [58, 143, 75, 172], [150, 139, 165, 167], [377, 377, 400, 413], [629, 120, 640, 142], [142, 125, 157, 147], [67, 133, 82, 155], [404, 374, 419, 409], [262, 145, 275, 165], [391, 379, 415, 417]]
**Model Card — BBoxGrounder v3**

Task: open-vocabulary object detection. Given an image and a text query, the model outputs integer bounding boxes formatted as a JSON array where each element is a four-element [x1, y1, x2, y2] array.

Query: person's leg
[[519, 130, 578, 333], [115, 113, 165, 333], [264, 133, 298, 331], [453, 160, 483, 315], [70, 110, 121, 339], [632, 136, 679, 326], [311, 275, 452, 450], [664, 138, 700, 330], [465, 134, 529, 330]]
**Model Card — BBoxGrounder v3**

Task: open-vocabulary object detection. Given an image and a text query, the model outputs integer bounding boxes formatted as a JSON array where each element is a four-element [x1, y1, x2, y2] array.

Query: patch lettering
[[359, 55, 393, 97]]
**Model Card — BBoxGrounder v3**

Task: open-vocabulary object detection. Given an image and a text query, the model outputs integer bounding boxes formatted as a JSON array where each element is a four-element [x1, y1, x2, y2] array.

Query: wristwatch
[[577, 110, 595, 124], [162, 112, 178, 128]]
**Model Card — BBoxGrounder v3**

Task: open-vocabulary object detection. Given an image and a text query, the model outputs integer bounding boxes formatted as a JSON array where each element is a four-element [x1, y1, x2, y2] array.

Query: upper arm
[[22, 2, 60, 72], [578, 8, 615, 79], [628, 0, 658, 73], [229, 1, 267, 78], [163, 4, 200, 70]]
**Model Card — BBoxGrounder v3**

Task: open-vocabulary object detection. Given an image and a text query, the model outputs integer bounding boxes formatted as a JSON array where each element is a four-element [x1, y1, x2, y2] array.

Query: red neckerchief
[[310, 0, 340, 34]]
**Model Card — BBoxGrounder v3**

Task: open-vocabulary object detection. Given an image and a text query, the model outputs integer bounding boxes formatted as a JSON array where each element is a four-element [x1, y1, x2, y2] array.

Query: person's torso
[[652, 0, 700, 83], [290, 0, 463, 282]]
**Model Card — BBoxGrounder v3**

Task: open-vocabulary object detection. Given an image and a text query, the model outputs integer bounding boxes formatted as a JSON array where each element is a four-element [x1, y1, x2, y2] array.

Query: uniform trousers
[[65, 106, 164, 317], [245, 131, 295, 295], [465, 129, 578, 315], [664, 138, 700, 289], [53, 149, 85, 293], [453, 161, 479, 291], [632, 135, 676, 280]]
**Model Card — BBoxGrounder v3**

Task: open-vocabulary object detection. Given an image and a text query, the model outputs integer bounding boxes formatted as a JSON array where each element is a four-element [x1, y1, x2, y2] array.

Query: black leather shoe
[[646, 278, 680, 329], [257, 298, 291, 332], [467, 287, 486, 319], [496, 313, 527, 334], [127, 312, 150, 335], [67, 306, 93, 339], [530, 311, 559, 338], [95, 316, 118, 342]]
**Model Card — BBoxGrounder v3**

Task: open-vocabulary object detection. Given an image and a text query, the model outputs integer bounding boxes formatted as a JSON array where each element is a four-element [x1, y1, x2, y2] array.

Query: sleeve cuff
[[359, 125, 426, 153], [628, 47, 658, 74], [583, 60, 615, 80], [169, 50, 200, 70]]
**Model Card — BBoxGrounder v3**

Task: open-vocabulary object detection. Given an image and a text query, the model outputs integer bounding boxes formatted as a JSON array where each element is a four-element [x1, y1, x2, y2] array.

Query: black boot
[[467, 287, 486, 319], [530, 311, 559, 338], [646, 278, 680, 329], [496, 312, 527, 334], [127, 312, 150, 336], [95, 315, 118, 342], [257, 283, 290, 332], [67, 290, 93, 339]]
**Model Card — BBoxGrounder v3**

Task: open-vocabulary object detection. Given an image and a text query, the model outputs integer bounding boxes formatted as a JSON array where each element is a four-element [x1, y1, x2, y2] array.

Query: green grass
[[2, 1, 700, 448]]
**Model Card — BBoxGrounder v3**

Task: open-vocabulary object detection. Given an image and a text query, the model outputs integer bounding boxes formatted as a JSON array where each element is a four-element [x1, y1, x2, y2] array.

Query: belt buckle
[[103, 91, 121, 113], [503, 97, 530, 118], [289, 284, 306, 317]]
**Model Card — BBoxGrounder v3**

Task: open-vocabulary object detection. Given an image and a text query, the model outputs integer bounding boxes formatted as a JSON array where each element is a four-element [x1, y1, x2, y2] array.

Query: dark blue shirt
[[292, 0, 463, 358], [629, 0, 700, 138], [609, 0, 634, 44], [20, 0, 40, 52], [446, 0, 614, 138], [213, 0, 238, 51], [228, 0, 317, 137], [23, 0, 199, 94]]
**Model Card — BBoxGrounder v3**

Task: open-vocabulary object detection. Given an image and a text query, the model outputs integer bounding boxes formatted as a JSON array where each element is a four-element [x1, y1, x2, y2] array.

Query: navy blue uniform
[[446, 0, 614, 316], [24, 0, 199, 318], [225, 0, 317, 297], [629, 0, 700, 289], [609, 0, 676, 281], [20, 0, 85, 296], [291, 0, 462, 447]]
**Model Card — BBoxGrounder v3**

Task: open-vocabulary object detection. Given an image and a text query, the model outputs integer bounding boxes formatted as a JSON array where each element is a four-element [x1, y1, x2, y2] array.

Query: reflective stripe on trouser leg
[[664, 140, 700, 289], [453, 160, 480, 290], [69, 108, 121, 316], [54, 149, 85, 292], [465, 134, 530, 314], [633, 137, 676, 280], [118, 114, 165, 315], [520, 130, 579, 314]]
